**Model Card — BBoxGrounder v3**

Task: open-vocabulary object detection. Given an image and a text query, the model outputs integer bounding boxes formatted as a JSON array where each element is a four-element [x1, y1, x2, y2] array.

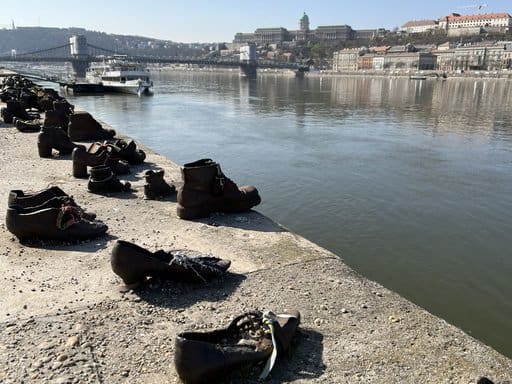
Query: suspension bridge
[[0, 35, 309, 79]]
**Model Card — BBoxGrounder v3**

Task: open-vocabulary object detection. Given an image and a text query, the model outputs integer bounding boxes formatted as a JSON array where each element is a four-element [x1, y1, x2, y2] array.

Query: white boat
[[409, 74, 427, 80], [86, 55, 153, 95]]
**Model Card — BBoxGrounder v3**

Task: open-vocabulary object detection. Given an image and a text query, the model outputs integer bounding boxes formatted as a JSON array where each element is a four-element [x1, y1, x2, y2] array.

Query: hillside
[[0, 26, 205, 57]]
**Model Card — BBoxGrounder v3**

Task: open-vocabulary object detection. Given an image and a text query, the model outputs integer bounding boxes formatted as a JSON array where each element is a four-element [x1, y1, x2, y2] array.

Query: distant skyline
[[1, 1, 511, 43]]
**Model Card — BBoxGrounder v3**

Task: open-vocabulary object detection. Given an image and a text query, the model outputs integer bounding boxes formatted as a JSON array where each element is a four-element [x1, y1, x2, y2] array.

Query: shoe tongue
[[153, 250, 173, 263]]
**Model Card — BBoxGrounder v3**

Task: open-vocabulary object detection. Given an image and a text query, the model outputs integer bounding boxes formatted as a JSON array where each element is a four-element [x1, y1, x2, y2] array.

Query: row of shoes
[[71, 139, 145, 178], [2, 76, 295, 383], [1, 75, 71, 126]]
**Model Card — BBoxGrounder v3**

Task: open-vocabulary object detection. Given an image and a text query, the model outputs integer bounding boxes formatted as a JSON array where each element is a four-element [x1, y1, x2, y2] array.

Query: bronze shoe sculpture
[[144, 169, 175, 200], [13, 117, 41, 133], [87, 165, 131, 194], [109, 139, 146, 165], [111, 240, 231, 289], [72, 144, 130, 178], [174, 310, 300, 384], [8, 186, 96, 221], [177, 159, 261, 220], [37, 126, 83, 158], [68, 111, 116, 141], [6, 199, 107, 242], [43, 109, 69, 130], [1, 100, 29, 124]]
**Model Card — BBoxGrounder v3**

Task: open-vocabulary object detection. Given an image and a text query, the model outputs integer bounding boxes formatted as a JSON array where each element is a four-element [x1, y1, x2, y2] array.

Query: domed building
[[300, 12, 310, 32], [295, 12, 312, 41]]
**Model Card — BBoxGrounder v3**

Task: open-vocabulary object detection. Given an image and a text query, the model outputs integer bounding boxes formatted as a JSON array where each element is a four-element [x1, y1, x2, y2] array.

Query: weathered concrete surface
[[0, 107, 511, 383]]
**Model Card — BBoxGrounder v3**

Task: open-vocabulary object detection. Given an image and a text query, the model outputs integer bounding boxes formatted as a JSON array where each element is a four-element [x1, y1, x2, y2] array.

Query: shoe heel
[[176, 203, 210, 220], [37, 141, 53, 158], [144, 184, 156, 200], [72, 160, 88, 178]]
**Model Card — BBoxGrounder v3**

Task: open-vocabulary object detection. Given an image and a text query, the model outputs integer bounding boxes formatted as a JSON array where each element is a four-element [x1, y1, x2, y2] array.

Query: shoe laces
[[56, 202, 83, 230], [168, 251, 225, 283]]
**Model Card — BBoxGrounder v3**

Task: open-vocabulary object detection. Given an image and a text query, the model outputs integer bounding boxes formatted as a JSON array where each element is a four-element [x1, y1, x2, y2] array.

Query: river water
[[65, 71, 512, 357]]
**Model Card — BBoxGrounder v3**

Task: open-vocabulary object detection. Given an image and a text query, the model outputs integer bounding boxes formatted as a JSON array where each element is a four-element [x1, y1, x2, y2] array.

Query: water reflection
[[67, 72, 512, 357]]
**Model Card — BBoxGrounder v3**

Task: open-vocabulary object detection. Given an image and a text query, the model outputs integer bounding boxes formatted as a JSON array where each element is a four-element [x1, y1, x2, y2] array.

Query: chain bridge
[[0, 35, 309, 79]]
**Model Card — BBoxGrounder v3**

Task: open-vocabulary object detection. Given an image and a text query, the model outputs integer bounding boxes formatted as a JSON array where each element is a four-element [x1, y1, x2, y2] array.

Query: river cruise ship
[[86, 55, 153, 95]]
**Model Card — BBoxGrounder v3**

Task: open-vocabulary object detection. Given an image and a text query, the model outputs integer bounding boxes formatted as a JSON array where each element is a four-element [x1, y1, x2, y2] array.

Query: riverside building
[[333, 42, 512, 72]]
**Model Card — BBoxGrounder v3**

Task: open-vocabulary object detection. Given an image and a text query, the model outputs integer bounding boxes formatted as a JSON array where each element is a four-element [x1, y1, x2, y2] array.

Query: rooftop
[[441, 12, 511, 22], [402, 19, 437, 28]]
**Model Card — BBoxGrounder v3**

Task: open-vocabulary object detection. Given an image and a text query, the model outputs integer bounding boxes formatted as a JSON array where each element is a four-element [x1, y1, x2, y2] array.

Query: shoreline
[[151, 65, 512, 80], [1, 72, 512, 382]]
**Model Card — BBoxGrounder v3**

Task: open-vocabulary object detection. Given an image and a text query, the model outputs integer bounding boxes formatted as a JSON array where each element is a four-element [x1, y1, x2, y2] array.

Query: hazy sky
[[1, 0, 510, 42]]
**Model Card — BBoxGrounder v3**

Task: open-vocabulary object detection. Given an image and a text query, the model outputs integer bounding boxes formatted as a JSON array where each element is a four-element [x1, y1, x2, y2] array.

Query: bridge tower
[[69, 35, 90, 79], [239, 43, 257, 79]]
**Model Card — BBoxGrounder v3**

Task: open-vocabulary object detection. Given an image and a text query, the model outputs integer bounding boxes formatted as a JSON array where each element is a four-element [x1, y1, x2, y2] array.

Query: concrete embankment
[[1, 91, 512, 383]]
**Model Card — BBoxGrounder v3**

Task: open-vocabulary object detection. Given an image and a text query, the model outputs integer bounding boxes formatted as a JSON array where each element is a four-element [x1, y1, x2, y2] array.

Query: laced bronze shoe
[[176, 159, 261, 220], [5, 201, 107, 242], [174, 310, 300, 384], [8, 187, 96, 221], [111, 240, 230, 289], [109, 139, 146, 165], [13, 117, 41, 132]]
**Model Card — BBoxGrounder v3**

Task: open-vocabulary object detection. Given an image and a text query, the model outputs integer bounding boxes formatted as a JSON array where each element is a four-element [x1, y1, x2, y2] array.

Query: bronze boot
[[87, 165, 131, 194], [68, 111, 116, 141], [176, 159, 261, 220], [144, 169, 175, 199], [37, 126, 82, 158], [72, 144, 130, 178]]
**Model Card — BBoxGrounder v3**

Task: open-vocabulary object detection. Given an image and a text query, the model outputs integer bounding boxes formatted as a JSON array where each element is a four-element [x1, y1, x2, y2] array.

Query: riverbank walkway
[[0, 90, 511, 382]]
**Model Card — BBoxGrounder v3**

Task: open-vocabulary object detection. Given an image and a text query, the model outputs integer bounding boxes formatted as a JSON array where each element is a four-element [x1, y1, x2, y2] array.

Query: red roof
[[370, 45, 391, 52], [441, 12, 511, 22], [402, 20, 437, 28]]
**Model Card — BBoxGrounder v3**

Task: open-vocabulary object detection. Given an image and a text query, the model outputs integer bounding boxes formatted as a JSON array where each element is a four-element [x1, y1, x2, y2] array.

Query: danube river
[[66, 71, 512, 357]]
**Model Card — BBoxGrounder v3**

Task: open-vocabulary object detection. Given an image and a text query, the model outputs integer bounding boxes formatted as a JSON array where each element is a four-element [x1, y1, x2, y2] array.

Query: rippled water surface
[[66, 72, 512, 357]]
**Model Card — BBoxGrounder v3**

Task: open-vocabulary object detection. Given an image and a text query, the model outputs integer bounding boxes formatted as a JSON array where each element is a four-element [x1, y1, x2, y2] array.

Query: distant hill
[[0, 26, 206, 57]]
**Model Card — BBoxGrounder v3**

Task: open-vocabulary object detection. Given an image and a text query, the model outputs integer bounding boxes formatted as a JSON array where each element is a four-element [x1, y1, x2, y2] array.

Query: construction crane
[[457, 3, 488, 11]]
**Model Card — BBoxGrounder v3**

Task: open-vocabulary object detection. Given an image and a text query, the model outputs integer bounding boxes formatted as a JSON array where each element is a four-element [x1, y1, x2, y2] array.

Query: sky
[[1, 0, 511, 43]]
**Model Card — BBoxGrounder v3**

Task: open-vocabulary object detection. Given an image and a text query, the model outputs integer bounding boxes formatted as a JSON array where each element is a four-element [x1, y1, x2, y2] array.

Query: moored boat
[[86, 55, 153, 96], [409, 74, 427, 80]]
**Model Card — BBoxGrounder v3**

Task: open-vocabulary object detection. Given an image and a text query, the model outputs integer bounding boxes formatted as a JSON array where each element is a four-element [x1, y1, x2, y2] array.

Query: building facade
[[400, 20, 438, 34], [353, 28, 387, 40], [357, 54, 374, 70], [439, 12, 512, 33], [435, 43, 512, 71], [233, 33, 255, 44], [383, 52, 436, 70], [233, 13, 385, 44], [253, 28, 290, 44], [333, 48, 364, 71], [314, 25, 353, 41]]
